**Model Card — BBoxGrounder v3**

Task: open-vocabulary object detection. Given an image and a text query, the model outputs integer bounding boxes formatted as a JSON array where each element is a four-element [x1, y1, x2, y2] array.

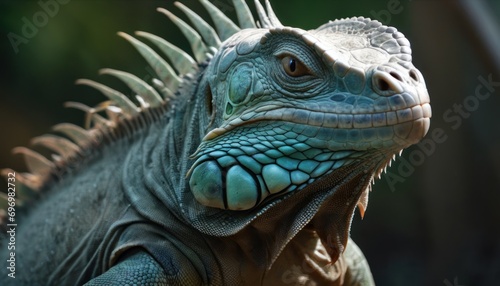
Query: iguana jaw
[[188, 105, 427, 209]]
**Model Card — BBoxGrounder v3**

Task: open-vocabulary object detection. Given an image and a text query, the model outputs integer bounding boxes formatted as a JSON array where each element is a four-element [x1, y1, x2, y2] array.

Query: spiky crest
[[0, 1, 282, 210]]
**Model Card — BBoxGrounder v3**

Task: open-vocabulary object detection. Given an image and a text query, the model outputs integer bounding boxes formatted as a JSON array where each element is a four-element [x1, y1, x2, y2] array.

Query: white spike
[[135, 31, 197, 75], [12, 147, 54, 176], [157, 8, 209, 63], [64, 101, 113, 129], [254, 0, 271, 28], [31, 135, 81, 161], [199, 0, 240, 41], [52, 123, 93, 147], [174, 2, 221, 48], [264, 0, 283, 27], [99, 68, 164, 108], [76, 78, 140, 118], [118, 32, 182, 90], [232, 0, 257, 29]]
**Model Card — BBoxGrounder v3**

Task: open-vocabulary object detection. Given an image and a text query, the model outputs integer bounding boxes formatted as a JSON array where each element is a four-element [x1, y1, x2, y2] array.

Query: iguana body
[[0, 0, 431, 285]]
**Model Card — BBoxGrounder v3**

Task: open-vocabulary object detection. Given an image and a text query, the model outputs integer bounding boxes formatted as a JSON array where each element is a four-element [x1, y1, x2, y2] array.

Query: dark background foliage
[[1, 0, 499, 285]]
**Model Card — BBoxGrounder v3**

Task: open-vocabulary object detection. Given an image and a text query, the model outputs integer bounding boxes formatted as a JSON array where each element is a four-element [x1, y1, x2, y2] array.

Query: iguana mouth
[[203, 102, 431, 147]]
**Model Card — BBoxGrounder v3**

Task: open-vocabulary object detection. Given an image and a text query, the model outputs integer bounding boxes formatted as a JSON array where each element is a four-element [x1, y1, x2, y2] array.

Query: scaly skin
[[0, 1, 430, 285]]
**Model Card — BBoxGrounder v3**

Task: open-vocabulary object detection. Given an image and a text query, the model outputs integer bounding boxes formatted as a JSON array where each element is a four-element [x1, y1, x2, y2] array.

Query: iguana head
[[189, 20, 430, 209], [186, 1, 430, 263]]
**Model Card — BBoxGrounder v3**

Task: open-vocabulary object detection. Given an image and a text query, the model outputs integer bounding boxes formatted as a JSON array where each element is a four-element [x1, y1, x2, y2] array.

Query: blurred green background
[[1, 0, 499, 285]]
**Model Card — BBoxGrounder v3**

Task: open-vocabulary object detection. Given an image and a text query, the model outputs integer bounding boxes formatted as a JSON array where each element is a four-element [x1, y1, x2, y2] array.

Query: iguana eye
[[281, 56, 310, 77]]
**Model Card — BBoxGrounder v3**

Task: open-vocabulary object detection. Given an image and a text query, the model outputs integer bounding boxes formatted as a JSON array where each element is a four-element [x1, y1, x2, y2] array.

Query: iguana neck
[[120, 62, 213, 226]]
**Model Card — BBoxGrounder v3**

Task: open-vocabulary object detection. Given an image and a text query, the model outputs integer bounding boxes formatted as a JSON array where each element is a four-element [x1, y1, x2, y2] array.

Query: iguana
[[0, 0, 431, 285]]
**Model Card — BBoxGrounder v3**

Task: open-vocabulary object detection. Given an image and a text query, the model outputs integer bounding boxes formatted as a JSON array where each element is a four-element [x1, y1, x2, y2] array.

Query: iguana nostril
[[409, 69, 419, 81], [389, 71, 402, 82], [373, 70, 405, 95], [377, 78, 390, 91]]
